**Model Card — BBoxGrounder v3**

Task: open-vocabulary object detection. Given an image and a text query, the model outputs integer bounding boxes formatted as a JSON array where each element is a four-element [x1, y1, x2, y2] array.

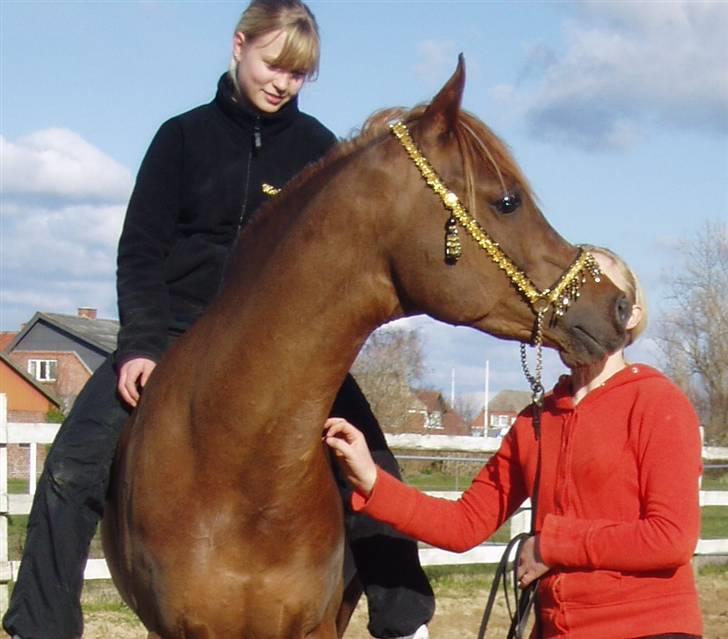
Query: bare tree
[[352, 326, 425, 432], [656, 220, 728, 444], [452, 395, 481, 423]]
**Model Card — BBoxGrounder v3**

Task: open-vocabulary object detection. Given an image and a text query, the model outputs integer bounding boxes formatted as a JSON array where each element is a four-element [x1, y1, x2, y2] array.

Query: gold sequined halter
[[390, 120, 604, 406]]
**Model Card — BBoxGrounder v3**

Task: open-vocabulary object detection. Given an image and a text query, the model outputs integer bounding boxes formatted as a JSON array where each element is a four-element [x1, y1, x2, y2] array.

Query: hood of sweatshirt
[[548, 363, 665, 413]]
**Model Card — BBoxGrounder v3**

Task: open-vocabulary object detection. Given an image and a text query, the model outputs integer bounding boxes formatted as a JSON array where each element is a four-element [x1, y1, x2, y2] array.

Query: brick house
[[0, 332, 16, 352], [0, 352, 61, 421], [5, 308, 119, 412], [0, 352, 62, 478], [471, 389, 532, 437], [407, 390, 469, 436]]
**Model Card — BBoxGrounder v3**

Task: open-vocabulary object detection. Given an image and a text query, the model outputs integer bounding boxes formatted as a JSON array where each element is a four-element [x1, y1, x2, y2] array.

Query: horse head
[[380, 56, 629, 365]]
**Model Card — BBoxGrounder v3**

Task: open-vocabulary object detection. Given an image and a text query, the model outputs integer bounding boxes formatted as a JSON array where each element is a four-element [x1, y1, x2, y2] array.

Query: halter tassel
[[445, 215, 462, 264]]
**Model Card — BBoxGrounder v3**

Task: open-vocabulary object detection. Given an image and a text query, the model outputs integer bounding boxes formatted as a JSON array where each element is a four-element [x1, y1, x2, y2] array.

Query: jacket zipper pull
[[253, 118, 262, 150]]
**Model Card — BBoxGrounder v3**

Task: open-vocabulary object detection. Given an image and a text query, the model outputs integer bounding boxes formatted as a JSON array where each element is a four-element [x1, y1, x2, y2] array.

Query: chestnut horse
[[102, 58, 629, 638]]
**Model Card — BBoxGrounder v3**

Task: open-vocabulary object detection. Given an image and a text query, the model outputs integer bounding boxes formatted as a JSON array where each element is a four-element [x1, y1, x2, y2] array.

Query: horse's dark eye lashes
[[496, 192, 521, 214]]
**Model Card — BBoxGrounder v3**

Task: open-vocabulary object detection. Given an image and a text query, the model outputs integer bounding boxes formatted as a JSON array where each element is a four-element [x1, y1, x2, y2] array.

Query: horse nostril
[[616, 295, 632, 327]]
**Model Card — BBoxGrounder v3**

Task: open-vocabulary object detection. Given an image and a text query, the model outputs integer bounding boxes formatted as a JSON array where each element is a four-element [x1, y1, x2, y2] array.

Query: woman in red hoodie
[[325, 246, 703, 639]]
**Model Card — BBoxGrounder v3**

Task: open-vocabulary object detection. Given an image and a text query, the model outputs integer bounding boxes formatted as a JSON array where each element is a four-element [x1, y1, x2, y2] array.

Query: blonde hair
[[229, 0, 321, 95], [581, 245, 648, 345]]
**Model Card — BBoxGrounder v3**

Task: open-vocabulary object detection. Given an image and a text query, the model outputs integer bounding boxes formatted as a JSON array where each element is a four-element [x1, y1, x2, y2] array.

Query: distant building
[[0, 352, 62, 477], [471, 389, 532, 437], [0, 332, 17, 352], [407, 390, 469, 436], [5, 308, 119, 411], [0, 352, 61, 422]]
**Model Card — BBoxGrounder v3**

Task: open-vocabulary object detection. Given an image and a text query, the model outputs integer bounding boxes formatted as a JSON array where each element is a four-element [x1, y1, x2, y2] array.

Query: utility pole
[[483, 360, 490, 433], [450, 368, 455, 407]]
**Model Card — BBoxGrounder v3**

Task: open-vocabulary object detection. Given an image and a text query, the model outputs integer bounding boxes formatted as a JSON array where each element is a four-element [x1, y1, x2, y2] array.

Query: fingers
[[324, 427, 357, 461], [322, 418, 377, 496], [117, 369, 139, 407], [323, 417, 344, 435], [324, 435, 348, 456], [323, 418, 360, 442], [324, 417, 352, 432], [117, 358, 156, 408], [517, 571, 542, 589], [516, 535, 549, 588], [139, 363, 154, 388]]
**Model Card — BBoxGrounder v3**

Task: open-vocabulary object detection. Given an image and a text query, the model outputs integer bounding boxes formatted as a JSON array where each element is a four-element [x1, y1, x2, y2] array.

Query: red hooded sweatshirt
[[353, 365, 703, 638]]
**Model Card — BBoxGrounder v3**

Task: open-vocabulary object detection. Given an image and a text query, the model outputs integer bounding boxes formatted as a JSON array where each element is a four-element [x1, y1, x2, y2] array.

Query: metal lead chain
[[520, 310, 546, 407], [520, 309, 546, 442]]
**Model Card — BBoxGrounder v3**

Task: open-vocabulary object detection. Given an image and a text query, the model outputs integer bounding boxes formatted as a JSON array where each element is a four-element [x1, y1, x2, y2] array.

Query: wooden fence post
[[0, 394, 10, 611], [509, 499, 531, 538]]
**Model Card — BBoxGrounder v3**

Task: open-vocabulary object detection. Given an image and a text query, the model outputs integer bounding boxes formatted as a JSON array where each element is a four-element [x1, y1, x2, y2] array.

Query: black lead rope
[[478, 331, 546, 639], [476, 533, 536, 639], [477, 420, 542, 639]]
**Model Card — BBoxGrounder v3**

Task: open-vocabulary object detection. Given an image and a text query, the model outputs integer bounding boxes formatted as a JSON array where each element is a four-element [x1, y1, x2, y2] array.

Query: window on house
[[425, 411, 444, 430], [490, 414, 509, 427], [28, 359, 57, 382]]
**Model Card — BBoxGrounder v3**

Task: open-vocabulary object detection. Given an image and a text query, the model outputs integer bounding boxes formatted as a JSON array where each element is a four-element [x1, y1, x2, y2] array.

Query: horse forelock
[[453, 111, 535, 218]]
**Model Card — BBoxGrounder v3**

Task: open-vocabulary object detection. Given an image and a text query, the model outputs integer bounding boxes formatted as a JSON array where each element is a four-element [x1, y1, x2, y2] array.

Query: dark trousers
[[332, 376, 435, 639], [3, 359, 434, 639]]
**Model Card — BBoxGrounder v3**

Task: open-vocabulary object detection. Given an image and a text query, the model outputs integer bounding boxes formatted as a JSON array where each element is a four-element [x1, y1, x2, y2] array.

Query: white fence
[[2, 394, 727, 612]]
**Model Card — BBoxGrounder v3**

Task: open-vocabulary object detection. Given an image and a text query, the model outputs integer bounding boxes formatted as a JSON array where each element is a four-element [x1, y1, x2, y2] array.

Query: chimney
[[77, 307, 97, 320]]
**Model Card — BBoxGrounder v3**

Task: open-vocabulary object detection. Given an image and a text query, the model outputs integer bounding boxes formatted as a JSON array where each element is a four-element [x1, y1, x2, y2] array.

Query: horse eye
[[495, 192, 521, 214]]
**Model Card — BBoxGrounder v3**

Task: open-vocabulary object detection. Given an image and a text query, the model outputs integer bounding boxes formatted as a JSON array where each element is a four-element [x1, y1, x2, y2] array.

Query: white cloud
[[415, 39, 458, 88], [1, 129, 130, 330], [1, 128, 133, 201], [2, 201, 124, 277], [508, 1, 728, 150]]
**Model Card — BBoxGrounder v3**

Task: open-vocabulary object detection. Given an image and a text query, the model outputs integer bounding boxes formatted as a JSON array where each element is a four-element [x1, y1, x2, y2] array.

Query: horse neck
[[206, 166, 401, 442]]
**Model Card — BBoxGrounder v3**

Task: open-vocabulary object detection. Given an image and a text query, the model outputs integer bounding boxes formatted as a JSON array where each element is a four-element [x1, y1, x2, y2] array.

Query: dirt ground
[[81, 571, 728, 638]]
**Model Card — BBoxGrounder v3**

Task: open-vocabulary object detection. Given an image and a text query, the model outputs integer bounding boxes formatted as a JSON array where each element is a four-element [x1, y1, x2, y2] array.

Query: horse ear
[[420, 54, 466, 140]]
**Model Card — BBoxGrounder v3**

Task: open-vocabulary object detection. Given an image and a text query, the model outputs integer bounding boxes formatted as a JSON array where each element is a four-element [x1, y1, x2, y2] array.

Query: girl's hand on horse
[[324, 418, 378, 497], [117, 357, 157, 408], [516, 535, 550, 589]]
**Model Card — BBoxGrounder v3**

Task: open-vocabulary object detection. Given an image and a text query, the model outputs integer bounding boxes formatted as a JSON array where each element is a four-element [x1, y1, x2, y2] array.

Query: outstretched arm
[[325, 417, 529, 553]]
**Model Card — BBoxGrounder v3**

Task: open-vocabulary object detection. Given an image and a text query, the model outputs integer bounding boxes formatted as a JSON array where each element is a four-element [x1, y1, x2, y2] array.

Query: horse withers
[[102, 57, 630, 639]]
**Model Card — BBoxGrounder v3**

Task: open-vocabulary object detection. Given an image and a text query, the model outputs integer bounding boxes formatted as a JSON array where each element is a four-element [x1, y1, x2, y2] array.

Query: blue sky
[[1, 1, 727, 407]]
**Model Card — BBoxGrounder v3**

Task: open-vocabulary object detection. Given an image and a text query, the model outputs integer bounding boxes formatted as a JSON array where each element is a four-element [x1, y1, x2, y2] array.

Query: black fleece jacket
[[116, 74, 337, 364]]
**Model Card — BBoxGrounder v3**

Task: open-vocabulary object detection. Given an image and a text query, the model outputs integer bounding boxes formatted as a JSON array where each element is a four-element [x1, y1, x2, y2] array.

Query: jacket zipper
[[238, 116, 262, 228]]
